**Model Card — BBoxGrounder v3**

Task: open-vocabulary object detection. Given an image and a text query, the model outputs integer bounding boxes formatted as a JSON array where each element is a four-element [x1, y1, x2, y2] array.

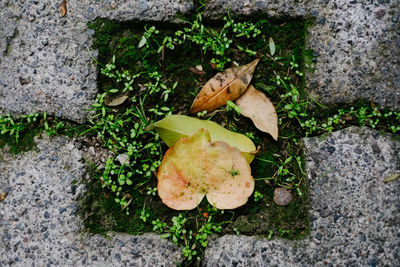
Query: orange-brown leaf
[[236, 85, 278, 140], [190, 59, 260, 114], [205, 141, 254, 209], [0, 192, 8, 202], [157, 129, 209, 210], [60, 0, 67, 17], [157, 129, 254, 210]]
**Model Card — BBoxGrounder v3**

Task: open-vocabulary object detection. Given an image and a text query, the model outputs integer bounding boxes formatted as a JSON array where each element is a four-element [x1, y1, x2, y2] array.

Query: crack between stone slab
[[3, 28, 19, 58]]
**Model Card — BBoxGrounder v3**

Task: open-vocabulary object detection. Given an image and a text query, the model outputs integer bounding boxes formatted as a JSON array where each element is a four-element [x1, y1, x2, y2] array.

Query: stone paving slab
[[1, 1, 400, 266], [0, 135, 181, 266], [205, 0, 400, 110], [1, 0, 399, 123], [0, 0, 193, 123], [203, 126, 400, 266]]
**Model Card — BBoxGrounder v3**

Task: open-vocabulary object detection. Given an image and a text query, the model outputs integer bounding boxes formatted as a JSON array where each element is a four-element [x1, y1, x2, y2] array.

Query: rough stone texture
[[203, 126, 400, 266], [1, 1, 399, 265], [0, 135, 181, 266], [0, 0, 193, 123], [205, 0, 400, 110]]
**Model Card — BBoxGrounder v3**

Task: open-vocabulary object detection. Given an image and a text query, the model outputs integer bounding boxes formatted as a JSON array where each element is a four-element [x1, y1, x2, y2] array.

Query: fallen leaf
[[205, 140, 254, 209], [138, 35, 147, 48], [383, 173, 399, 183], [190, 59, 260, 114], [236, 85, 278, 140], [157, 129, 254, 210], [189, 67, 206, 75], [147, 115, 256, 163], [105, 95, 129, 107], [0, 192, 8, 202], [269, 37, 275, 56], [60, 0, 67, 17]]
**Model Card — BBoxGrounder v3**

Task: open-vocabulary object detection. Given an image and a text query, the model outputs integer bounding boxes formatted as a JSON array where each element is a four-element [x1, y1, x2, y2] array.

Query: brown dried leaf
[[105, 95, 129, 107], [157, 129, 254, 210], [236, 85, 278, 140], [60, 0, 67, 17], [189, 67, 206, 75], [190, 59, 260, 114], [0, 192, 8, 202]]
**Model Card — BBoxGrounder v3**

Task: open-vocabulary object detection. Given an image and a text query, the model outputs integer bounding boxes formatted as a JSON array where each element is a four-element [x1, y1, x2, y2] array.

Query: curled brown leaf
[[0, 192, 8, 202], [190, 59, 260, 114], [189, 67, 206, 75], [60, 0, 67, 17]]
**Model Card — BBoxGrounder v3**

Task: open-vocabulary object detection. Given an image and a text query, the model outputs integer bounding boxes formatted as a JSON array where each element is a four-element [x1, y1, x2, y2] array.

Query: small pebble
[[273, 187, 293, 206], [392, 14, 399, 23], [116, 153, 130, 165]]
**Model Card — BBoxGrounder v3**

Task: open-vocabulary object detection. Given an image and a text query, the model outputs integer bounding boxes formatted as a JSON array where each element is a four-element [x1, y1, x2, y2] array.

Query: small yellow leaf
[[105, 95, 129, 107], [60, 0, 67, 17], [190, 59, 260, 114], [236, 85, 278, 140], [383, 173, 399, 183]]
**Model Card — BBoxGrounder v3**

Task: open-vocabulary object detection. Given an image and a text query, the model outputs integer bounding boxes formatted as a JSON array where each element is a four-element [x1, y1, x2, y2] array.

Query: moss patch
[[82, 15, 311, 244]]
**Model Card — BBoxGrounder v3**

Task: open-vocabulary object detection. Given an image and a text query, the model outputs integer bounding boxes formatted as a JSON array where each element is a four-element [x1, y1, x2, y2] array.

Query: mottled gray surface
[[203, 126, 400, 266], [0, 135, 181, 266], [1, 0, 398, 120], [205, 0, 400, 110], [1, 0, 400, 265], [0, 0, 193, 122]]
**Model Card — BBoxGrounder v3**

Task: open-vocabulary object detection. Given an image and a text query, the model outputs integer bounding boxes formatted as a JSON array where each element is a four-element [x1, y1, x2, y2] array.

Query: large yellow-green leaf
[[147, 115, 256, 163], [157, 129, 254, 210]]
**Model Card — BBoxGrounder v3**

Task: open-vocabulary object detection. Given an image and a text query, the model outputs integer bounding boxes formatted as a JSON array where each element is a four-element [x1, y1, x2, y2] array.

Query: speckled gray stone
[[204, 0, 400, 110], [203, 126, 400, 266], [0, 135, 181, 266], [0, 0, 193, 123]]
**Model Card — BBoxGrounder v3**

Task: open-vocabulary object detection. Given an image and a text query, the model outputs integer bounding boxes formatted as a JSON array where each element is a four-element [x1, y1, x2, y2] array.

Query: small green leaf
[[226, 100, 241, 115], [147, 115, 256, 163], [383, 173, 399, 183], [269, 37, 275, 56], [160, 233, 171, 239]]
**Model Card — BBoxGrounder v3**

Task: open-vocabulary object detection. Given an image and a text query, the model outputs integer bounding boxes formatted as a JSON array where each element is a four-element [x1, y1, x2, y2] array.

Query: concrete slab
[[203, 126, 400, 266], [0, 0, 193, 123], [0, 135, 181, 266], [204, 0, 400, 110]]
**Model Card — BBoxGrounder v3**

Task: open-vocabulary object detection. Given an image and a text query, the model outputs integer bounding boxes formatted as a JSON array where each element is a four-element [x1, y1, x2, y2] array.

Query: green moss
[[82, 16, 312, 242], [88, 19, 122, 65], [77, 163, 155, 235], [0, 122, 41, 154]]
